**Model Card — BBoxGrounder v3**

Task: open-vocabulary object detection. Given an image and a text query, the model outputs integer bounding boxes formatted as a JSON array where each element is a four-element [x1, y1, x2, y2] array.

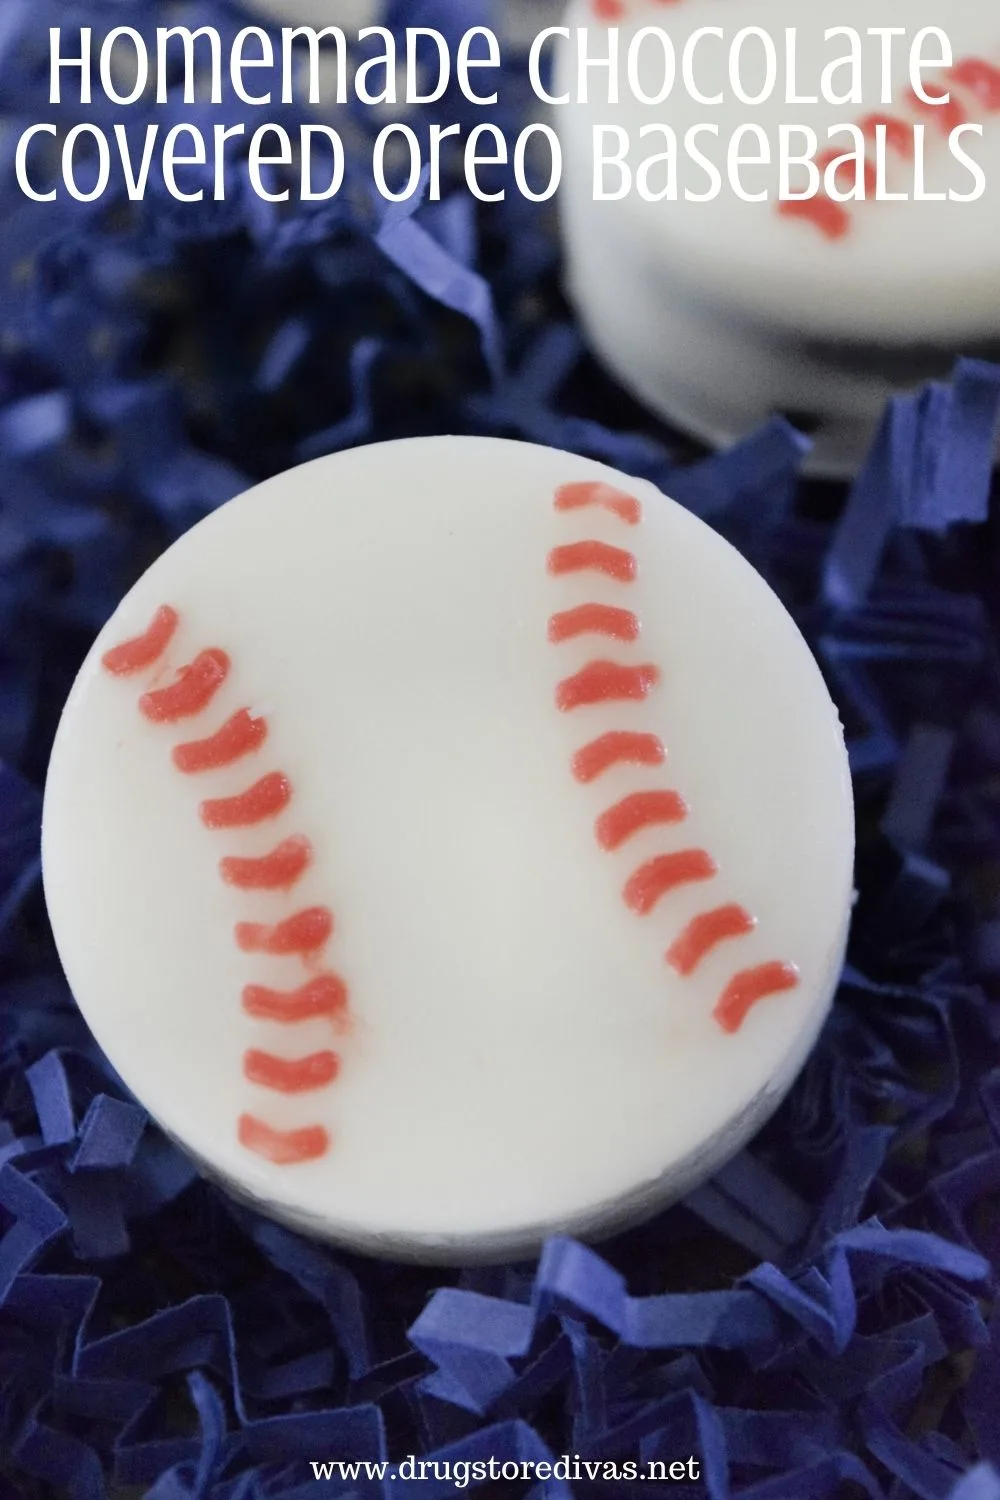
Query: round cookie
[[42, 436, 854, 1261], [556, 0, 1000, 474]]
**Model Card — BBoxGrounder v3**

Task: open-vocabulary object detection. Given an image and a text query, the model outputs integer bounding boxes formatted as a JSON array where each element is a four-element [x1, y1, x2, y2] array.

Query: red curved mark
[[244, 1048, 340, 1093], [573, 731, 665, 783], [859, 113, 914, 158], [220, 835, 312, 891], [236, 907, 333, 956], [816, 148, 876, 194], [201, 772, 291, 829], [624, 850, 717, 916], [547, 541, 636, 583], [102, 605, 179, 677], [666, 903, 757, 977], [715, 962, 800, 1034], [950, 58, 1000, 110], [554, 480, 641, 525], [596, 790, 687, 851], [557, 660, 659, 712], [907, 86, 966, 135], [139, 648, 230, 723], [238, 1114, 329, 1164], [548, 604, 639, 644], [173, 709, 268, 773], [243, 973, 349, 1024], [593, 0, 625, 19], [778, 196, 851, 241]]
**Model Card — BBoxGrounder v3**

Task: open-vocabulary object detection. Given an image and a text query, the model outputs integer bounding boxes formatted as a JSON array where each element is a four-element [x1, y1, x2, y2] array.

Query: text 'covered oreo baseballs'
[[42, 436, 854, 1262]]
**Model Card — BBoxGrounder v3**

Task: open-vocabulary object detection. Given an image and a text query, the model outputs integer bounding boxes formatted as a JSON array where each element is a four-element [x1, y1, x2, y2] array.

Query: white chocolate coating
[[42, 437, 853, 1261], [557, 0, 1000, 473]]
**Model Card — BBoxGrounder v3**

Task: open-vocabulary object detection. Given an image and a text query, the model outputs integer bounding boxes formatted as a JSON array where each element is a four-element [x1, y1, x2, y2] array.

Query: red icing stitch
[[200, 772, 292, 829], [907, 86, 966, 135], [547, 541, 637, 583], [951, 58, 1000, 110], [236, 907, 334, 956], [173, 709, 268, 773], [548, 604, 640, 644], [139, 649, 230, 723], [243, 1048, 340, 1093], [778, 196, 851, 241], [816, 148, 877, 194], [238, 1114, 329, 1164], [116, 625, 348, 1147], [102, 605, 179, 676], [594, 0, 676, 11], [557, 661, 660, 712], [243, 974, 349, 1024], [596, 791, 687, 852], [666, 904, 757, 977], [624, 850, 717, 916], [714, 962, 800, 1034], [554, 481, 641, 525], [858, 113, 915, 158], [780, 55, 1000, 239], [220, 835, 312, 891], [549, 477, 800, 1039], [572, 731, 665, 783]]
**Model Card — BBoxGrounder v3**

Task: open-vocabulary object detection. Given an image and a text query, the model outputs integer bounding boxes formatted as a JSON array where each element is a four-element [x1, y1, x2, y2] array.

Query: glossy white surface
[[43, 437, 853, 1259]]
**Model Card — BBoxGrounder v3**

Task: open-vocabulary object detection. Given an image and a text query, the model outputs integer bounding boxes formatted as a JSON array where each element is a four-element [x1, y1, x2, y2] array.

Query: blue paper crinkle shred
[[2, 0, 1000, 1495]]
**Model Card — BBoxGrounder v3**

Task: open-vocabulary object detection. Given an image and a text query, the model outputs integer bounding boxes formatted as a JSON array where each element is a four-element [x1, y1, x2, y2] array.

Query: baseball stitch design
[[584, 0, 1000, 242], [780, 59, 1000, 241], [101, 607, 349, 1164], [590, 0, 678, 20], [548, 480, 799, 1033]]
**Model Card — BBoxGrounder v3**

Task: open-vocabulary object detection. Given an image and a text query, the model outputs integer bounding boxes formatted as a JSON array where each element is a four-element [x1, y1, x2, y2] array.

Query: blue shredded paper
[[2, 0, 1000, 1495]]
